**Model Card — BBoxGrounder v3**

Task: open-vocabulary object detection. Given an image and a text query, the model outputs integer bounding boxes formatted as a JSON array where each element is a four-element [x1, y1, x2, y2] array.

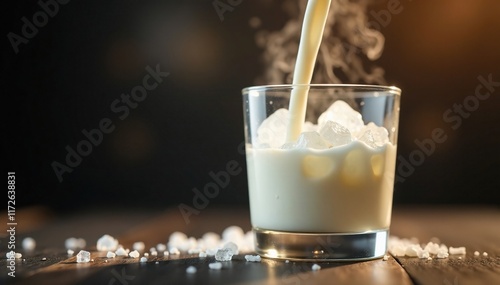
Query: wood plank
[[390, 206, 500, 285]]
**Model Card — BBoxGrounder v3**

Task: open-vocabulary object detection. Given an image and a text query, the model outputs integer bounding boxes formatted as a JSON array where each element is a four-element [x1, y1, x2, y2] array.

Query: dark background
[[2, 0, 499, 213]]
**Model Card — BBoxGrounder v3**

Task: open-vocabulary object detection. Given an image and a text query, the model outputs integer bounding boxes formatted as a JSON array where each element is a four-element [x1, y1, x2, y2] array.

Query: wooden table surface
[[1, 206, 499, 285]]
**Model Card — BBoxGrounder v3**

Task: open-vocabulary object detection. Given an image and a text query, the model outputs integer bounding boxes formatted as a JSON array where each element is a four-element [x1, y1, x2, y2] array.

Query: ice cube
[[357, 122, 389, 147], [97, 235, 118, 252], [319, 121, 352, 147], [106, 251, 116, 258], [67, 249, 74, 256], [257, 108, 289, 148], [76, 250, 91, 263], [303, 121, 317, 132], [140, 257, 147, 263], [318, 100, 364, 133], [295, 131, 329, 150], [215, 248, 233, 261]]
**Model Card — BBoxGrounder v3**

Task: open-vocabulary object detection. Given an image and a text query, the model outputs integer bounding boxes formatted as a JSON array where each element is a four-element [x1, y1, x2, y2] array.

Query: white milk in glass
[[246, 0, 398, 234]]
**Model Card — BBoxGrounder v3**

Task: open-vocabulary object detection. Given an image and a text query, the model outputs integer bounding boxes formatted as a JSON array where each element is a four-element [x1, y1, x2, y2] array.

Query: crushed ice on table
[[106, 251, 116, 258], [223, 242, 239, 255], [215, 248, 233, 261], [311, 264, 321, 271], [186, 266, 197, 274], [129, 250, 140, 258], [209, 262, 222, 270], [65, 237, 86, 250], [133, 242, 145, 252], [76, 250, 91, 263], [22, 237, 36, 251], [388, 236, 472, 260], [140, 257, 147, 263], [97, 235, 119, 252], [244, 255, 261, 262], [115, 247, 127, 256]]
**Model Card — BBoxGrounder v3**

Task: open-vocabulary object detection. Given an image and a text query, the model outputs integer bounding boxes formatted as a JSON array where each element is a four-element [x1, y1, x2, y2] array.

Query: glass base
[[253, 227, 388, 261]]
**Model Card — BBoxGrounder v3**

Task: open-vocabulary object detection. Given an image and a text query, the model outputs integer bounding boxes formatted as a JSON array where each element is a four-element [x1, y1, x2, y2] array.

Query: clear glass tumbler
[[242, 84, 401, 261]]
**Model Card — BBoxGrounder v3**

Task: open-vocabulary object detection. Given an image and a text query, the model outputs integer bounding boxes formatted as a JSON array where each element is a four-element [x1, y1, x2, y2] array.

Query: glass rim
[[242, 84, 401, 94]]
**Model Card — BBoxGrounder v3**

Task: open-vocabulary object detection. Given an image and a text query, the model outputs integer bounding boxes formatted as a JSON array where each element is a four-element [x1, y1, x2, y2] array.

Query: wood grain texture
[[2, 206, 498, 285]]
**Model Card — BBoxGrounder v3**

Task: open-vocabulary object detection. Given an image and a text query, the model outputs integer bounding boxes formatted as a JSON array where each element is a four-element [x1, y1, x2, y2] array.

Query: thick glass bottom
[[253, 227, 388, 261]]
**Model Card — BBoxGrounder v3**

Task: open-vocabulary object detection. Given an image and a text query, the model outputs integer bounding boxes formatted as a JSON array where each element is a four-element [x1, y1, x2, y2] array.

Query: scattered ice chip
[[169, 247, 180, 255], [150, 247, 157, 253], [424, 242, 440, 255], [215, 248, 233, 261], [311, 264, 321, 271], [65, 237, 86, 249], [163, 251, 169, 256], [133, 242, 145, 252], [405, 245, 421, 257], [155, 261, 159, 264], [427, 257, 432, 261], [222, 226, 245, 242], [244, 255, 261, 262], [318, 100, 364, 134], [436, 249, 449, 259], [382, 255, 389, 261], [97, 235, 119, 252], [186, 266, 197, 274], [151, 251, 158, 256], [67, 249, 75, 256], [223, 242, 239, 255], [15, 253, 22, 259], [483, 252, 488, 257], [417, 250, 430, 259], [22, 237, 36, 251], [41, 257, 47, 261], [140, 257, 147, 263], [319, 121, 352, 147], [474, 251, 480, 256], [115, 247, 127, 257], [106, 251, 116, 258], [449, 247, 466, 255], [76, 250, 91, 263], [129, 250, 140, 258], [285, 260, 290, 263], [199, 252, 207, 258], [257, 108, 289, 148], [209, 262, 223, 270], [202, 232, 220, 249], [156, 243, 167, 252], [188, 248, 201, 254], [144, 253, 149, 257], [6, 251, 15, 259]]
